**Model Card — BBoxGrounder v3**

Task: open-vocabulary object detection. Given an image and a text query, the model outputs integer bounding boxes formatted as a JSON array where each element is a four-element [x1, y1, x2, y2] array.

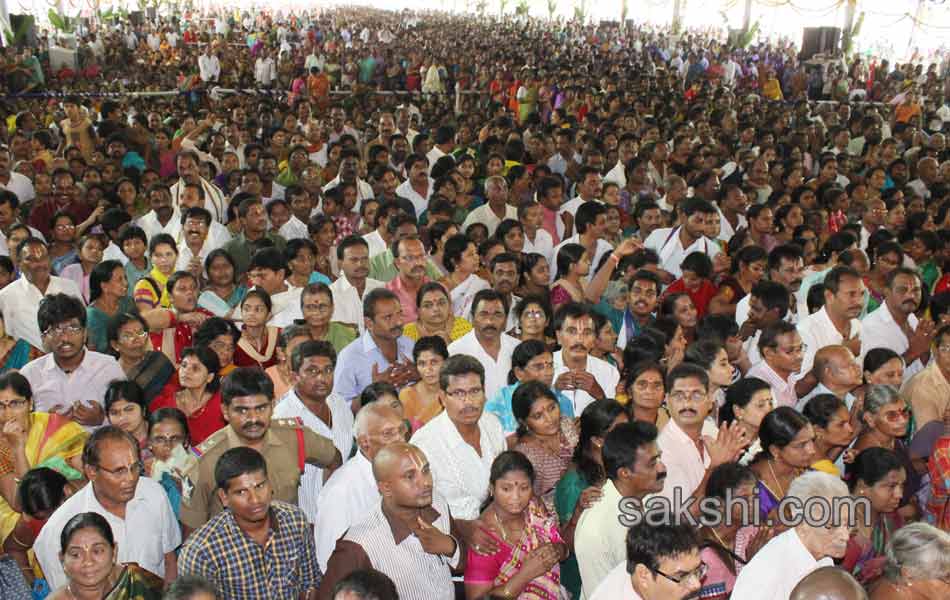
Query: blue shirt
[[485, 381, 575, 435], [332, 329, 416, 402]]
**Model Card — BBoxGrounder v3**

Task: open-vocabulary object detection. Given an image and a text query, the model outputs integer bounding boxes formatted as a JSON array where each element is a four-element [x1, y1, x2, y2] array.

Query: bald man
[[796, 344, 862, 411], [315, 404, 409, 571], [790, 567, 868, 600], [319, 443, 463, 600]]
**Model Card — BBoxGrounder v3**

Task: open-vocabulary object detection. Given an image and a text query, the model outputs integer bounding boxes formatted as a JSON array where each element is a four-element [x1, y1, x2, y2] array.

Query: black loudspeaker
[[9, 14, 37, 47], [801, 27, 841, 60], [129, 10, 143, 26]]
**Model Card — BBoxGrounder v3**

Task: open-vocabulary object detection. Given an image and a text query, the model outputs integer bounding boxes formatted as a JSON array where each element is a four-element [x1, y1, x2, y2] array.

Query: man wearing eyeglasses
[[272, 340, 354, 525], [34, 426, 181, 590], [384, 236, 431, 326], [589, 521, 703, 600], [19, 293, 125, 429]]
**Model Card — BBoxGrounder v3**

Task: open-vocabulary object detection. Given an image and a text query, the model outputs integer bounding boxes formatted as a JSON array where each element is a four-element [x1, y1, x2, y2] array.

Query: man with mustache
[[656, 363, 747, 504], [447, 289, 519, 401], [179, 367, 342, 535], [794, 266, 866, 398], [385, 236, 431, 326], [552, 302, 619, 415], [330, 235, 385, 332], [178, 447, 321, 600], [320, 442, 464, 600], [735, 244, 807, 331], [272, 341, 354, 524], [732, 472, 853, 600], [333, 288, 417, 408], [860, 267, 933, 383], [748, 321, 806, 409], [35, 426, 181, 590], [174, 207, 217, 278], [575, 421, 667, 599], [616, 269, 662, 349]]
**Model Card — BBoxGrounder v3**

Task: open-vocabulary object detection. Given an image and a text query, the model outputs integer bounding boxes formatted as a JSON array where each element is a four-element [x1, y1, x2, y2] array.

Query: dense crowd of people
[[1, 5, 950, 600]]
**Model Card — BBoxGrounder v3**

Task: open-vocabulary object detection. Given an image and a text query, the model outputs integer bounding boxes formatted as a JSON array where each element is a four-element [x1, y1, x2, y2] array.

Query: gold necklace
[[710, 527, 730, 549], [494, 510, 509, 542], [766, 459, 787, 497]]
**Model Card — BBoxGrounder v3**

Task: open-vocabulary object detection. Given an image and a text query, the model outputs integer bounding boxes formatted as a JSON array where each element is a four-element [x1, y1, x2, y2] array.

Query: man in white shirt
[[426, 125, 454, 174], [323, 149, 374, 207], [254, 48, 277, 88], [410, 355, 506, 521], [860, 267, 933, 382], [174, 207, 224, 275], [644, 198, 721, 279], [557, 166, 602, 238], [314, 403, 406, 571], [35, 426, 180, 589], [448, 289, 519, 402], [748, 321, 805, 409], [136, 184, 182, 241], [0, 240, 83, 351], [170, 151, 228, 223], [179, 182, 231, 246], [795, 345, 863, 411], [394, 154, 432, 218], [272, 340, 354, 524], [795, 266, 865, 396], [732, 472, 852, 600], [0, 190, 43, 256], [589, 521, 704, 600], [736, 244, 807, 329], [197, 46, 220, 83], [247, 248, 302, 328], [552, 303, 619, 416], [551, 201, 613, 285], [0, 147, 35, 205], [331, 236, 384, 332], [461, 176, 517, 237], [576, 421, 667, 599]]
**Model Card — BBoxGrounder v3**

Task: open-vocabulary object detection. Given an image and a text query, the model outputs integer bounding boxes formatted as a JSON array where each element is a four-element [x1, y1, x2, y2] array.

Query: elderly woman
[[843, 447, 907, 584], [464, 451, 567, 600], [149, 346, 223, 445], [108, 313, 175, 405], [439, 234, 490, 319], [47, 512, 164, 600], [510, 381, 580, 509], [870, 522, 950, 599], [748, 407, 818, 521], [0, 372, 87, 559], [486, 339, 573, 436], [732, 472, 852, 599], [300, 282, 358, 353], [553, 399, 628, 599], [854, 384, 921, 512], [399, 336, 448, 432], [402, 281, 472, 343]]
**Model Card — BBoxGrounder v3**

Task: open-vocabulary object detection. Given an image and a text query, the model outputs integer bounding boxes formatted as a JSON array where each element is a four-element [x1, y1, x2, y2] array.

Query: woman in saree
[[197, 249, 247, 320], [402, 282, 473, 344], [133, 234, 178, 311], [439, 234, 490, 319], [107, 313, 175, 406], [47, 512, 163, 600], [842, 447, 906, 585], [0, 310, 42, 373], [0, 371, 87, 554], [748, 406, 818, 521], [464, 451, 567, 600]]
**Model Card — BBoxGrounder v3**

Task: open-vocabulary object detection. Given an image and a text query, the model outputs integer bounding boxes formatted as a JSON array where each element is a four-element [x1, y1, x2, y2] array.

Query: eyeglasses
[[150, 435, 186, 447], [96, 461, 144, 479], [0, 398, 28, 411], [119, 330, 148, 343], [883, 407, 910, 422], [655, 562, 708, 585], [303, 303, 333, 313], [522, 309, 546, 320], [42, 324, 83, 339], [300, 366, 334, 378], [668, 391, 707, 404], [445, 388, 483, 401]]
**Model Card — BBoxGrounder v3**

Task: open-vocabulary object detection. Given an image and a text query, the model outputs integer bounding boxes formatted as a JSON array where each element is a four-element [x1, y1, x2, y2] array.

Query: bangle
[[609, 253, 621, 265]]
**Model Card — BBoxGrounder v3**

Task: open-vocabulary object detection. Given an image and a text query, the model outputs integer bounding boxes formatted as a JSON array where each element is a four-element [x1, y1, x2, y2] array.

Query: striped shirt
[[178, 500, 321, 600], [320, 495, 461, 600]]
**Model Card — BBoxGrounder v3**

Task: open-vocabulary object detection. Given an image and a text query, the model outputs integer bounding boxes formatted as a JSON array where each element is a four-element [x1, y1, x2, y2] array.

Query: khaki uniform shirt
[[180, 418, 339, 530]]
